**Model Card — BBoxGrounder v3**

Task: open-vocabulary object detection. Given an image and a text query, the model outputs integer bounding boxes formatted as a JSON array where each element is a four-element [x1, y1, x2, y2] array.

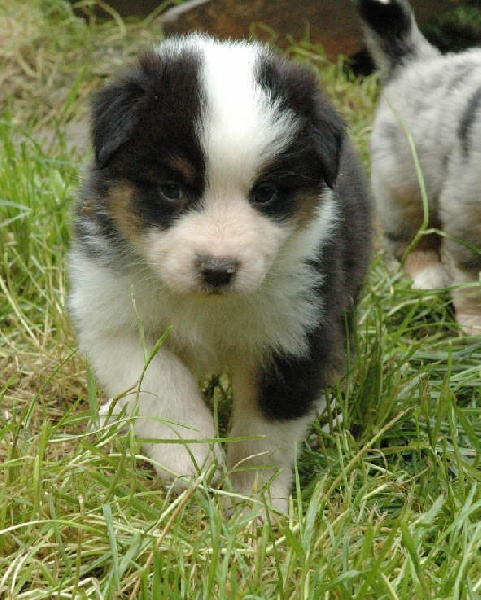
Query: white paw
[[411, 264, 450, 290], [90, 397, 131, 433], [228, 465, 291, 514], [456, 312, 481, 337], [145, 439, 224, 489]]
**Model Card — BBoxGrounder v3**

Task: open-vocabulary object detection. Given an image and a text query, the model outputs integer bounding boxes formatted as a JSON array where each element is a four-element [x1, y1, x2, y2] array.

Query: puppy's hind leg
[[438, 151, 481, 335], [373, 174, 448, 289], [442, 212, 481, 335], [404, 240, 451, 291], [448, 265, 481, 336]]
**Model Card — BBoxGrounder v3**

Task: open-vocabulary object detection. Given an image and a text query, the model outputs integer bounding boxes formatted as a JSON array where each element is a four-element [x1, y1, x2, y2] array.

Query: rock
[[159, 0, 452, 60]]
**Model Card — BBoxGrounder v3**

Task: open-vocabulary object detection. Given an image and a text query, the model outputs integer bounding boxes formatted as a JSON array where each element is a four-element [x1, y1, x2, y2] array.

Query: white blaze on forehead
[[198, 39, 299, 189]]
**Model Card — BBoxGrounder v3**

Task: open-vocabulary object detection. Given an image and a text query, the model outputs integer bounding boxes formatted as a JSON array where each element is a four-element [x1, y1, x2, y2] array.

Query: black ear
[[310, 95, 345, 189], [92, 71, 147, 169], [257, 55, 345, 189]]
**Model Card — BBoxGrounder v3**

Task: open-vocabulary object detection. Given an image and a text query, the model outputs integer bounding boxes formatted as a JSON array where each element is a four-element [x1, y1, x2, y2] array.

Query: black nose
[[199, 257, 238, 288]]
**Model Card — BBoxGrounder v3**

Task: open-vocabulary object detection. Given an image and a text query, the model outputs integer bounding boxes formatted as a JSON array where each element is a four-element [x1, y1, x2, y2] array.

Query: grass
[[1, 1, 480, 598]]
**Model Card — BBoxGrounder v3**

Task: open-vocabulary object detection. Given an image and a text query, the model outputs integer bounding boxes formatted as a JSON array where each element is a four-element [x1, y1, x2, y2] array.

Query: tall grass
[[1, 1, 480, 598]]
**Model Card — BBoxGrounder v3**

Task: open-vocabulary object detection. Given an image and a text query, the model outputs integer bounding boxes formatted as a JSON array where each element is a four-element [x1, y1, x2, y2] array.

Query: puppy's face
[[86, 36, 344, 295]]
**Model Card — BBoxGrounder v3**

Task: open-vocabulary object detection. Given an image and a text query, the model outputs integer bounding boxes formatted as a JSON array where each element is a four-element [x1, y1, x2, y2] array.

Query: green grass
[[1, 1, 480, 598]]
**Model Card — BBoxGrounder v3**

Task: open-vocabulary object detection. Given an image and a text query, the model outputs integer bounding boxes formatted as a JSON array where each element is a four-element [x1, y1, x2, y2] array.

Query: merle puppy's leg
[[440, 173, 481, 335], [447, 261, 481, 336], [88, 333, 221, 486], [371, 147, 448, 291]]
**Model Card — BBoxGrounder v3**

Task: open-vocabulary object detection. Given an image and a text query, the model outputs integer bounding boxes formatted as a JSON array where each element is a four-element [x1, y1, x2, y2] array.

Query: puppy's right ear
[[92, 72, 147, 169]]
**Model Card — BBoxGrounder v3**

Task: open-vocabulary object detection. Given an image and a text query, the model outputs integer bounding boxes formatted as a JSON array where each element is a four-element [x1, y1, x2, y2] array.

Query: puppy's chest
[[141, 283, 323, 375]]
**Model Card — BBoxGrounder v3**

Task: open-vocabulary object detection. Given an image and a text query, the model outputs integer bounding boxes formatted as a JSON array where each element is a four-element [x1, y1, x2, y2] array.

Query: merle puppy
[[69, 35, 371, 511], [356, 0, 481, 334]]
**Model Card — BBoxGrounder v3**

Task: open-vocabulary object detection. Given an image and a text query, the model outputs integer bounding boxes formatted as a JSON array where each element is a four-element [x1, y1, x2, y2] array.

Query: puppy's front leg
[[228, 363, 314, 513], [88, 334, 220, 487]]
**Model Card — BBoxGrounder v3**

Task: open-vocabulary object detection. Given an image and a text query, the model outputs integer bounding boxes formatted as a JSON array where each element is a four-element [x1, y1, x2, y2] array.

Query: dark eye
[[251, 183, 277, 205], [159, 182, 184, 202]]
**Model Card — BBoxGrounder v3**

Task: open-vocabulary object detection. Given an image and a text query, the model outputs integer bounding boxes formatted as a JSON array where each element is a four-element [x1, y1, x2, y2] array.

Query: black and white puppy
[[69, 35, 371, 511], [356, 0, 481, 334]]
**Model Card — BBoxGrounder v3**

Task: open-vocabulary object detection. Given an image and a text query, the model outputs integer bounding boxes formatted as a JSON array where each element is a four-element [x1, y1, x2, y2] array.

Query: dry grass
[[0, 0, 170, 131]]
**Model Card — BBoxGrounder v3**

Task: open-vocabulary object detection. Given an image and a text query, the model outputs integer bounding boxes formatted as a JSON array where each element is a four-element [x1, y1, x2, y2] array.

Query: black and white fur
[[356, 0, 481, 334], [69, 35, 371, 512]]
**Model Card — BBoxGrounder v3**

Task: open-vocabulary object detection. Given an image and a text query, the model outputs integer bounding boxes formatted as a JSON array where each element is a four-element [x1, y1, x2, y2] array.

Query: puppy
[[356, 0, 481, 334], [69, 35, 371, 512]]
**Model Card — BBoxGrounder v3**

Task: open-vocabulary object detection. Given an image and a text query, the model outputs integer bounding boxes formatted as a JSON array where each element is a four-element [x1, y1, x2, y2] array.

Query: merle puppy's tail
[[355, 0, 439, 80]]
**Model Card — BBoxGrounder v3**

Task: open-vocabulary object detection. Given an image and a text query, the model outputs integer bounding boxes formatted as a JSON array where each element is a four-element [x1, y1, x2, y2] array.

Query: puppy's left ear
[[260, 57, 345, 189], [310, 95, 346, 189]]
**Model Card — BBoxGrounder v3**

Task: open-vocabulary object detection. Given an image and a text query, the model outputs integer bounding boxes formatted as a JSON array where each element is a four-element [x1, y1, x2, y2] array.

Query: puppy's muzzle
[[198, 256, 239, 289]]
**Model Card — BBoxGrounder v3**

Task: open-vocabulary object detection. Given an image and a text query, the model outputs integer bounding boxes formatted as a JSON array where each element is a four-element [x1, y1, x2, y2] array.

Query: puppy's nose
[[199, 257, 238, 288]]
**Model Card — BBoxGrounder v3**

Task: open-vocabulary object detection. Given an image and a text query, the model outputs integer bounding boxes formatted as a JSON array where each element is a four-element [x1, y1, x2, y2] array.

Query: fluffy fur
[[69, 35, 371, 512], [356, 0, 481, 334]]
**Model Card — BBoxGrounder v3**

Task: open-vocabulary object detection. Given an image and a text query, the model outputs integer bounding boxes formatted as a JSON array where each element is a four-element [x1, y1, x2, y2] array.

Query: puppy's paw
[[404, 250, 450, 290], [222, 492, 288, 524], [90, 397, 130, 434], [227, 467, 290, 514], [456, 312, 481, 337], [145, 440, 224, 489], [411, 264, 450, 290], [448, 266, 481, 336]]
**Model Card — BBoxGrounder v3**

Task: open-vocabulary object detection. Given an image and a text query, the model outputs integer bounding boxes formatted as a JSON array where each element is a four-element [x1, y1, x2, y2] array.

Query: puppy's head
[[88, 35, 344, 295]]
